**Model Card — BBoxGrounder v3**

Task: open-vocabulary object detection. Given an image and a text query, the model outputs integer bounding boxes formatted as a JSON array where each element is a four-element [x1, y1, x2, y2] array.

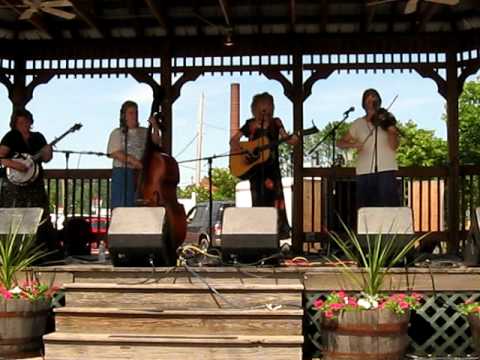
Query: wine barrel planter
[[468, 314, 480, 354], [0, 298, 50, 356], [320, 309, 410, 360]]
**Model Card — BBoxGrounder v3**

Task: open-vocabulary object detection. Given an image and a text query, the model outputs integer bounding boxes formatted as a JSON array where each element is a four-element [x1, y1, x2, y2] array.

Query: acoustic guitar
[[229, 125, 318, 180]]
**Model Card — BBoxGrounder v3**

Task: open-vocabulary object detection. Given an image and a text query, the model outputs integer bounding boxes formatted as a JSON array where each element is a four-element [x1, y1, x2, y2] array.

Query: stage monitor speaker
[[108, 207, 174, 267], [0, 208, 43, 235], [357, 207, 415, 257], [463, 207, 480, 266], [221, 207, 278, 262]]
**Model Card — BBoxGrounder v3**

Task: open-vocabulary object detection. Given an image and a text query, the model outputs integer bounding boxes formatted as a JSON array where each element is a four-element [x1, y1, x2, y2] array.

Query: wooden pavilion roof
[[0, 0, 478, 46]]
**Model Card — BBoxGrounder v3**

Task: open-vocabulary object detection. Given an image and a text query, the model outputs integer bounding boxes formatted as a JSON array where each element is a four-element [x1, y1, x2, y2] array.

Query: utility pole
[[195, 92, 205, 184]]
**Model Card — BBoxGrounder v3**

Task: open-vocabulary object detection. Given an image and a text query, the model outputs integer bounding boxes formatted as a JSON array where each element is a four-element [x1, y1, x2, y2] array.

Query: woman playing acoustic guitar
[[230, 92, 299, 239]]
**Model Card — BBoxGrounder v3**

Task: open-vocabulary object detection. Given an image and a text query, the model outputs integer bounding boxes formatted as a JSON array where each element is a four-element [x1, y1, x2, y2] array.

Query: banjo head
[[6, 155, 39, 186]]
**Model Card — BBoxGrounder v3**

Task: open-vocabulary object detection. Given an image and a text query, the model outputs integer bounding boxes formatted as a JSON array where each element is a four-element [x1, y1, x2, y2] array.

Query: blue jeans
[[356, 171, 400, 210], [111, 167, 137, 208]]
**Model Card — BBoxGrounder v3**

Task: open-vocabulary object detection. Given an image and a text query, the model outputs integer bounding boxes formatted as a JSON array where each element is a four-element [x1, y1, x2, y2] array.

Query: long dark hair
[[361, 88, 382, 110], [119, 100, 138, 129]]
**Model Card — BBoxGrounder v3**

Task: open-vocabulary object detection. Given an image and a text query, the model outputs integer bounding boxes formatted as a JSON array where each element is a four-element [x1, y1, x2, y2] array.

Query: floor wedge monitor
[[0, 208, 43, 235], [108, 207, 175, 267], [221, 207, 279, 263], [357, 207, 415, 263]]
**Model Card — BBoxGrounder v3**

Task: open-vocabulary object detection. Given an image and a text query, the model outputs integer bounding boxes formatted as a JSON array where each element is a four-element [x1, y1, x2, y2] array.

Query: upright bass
[[138, 112, 186, 266]]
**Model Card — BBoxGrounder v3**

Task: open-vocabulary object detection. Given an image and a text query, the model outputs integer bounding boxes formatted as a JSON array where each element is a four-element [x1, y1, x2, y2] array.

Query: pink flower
[[0, 288, 12, 300], [330, 303, 343, 311], [314, 299, 324, 308], [324, 310, 334, 319], [337, 291, 346, 299], [399, 301, 410, 309], [347, 297, 357, 306], [411, 293, 423, 301]]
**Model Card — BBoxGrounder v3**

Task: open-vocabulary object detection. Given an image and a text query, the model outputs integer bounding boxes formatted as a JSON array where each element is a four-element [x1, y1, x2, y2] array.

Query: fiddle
[[372, 108, 398, 131]]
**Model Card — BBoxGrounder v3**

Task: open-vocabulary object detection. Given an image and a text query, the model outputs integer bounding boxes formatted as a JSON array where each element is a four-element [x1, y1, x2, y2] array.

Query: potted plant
[[313, 219, 425, 360], [457, 299, 480, 354], [0, 216, 59, 356]]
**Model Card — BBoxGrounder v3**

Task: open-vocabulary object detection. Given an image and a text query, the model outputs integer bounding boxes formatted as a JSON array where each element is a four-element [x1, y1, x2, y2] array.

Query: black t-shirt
[[0, 130, 48, 179], [0, 129, 47, 157]]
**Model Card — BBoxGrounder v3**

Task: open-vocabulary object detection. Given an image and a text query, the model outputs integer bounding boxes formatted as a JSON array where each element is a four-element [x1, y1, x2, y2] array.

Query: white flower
[[357, 298, 372, 309], [10, 286, 22, 295], [357, 297, 380, 310]]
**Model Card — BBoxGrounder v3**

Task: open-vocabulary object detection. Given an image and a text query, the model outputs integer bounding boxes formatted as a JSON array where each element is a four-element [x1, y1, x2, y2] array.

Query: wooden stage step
[[54, 307, 303, 336], [63, 283, 303, 309], [43, 333, 303, 360]]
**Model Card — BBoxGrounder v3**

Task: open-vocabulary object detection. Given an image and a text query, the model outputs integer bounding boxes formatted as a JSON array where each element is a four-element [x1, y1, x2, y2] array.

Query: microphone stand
[[307, 111, 351, 242], [53, 149, 110, 157], [179, 152, 234, 243], [307, 111, 350, 159], [123, 128, 128, 207]]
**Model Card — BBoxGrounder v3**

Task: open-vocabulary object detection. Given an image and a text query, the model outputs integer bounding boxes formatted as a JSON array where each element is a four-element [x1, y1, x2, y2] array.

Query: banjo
[[6, 123, 82, 186]]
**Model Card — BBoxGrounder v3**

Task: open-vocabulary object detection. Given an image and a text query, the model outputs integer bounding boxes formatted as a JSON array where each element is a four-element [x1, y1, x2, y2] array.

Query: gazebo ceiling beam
[[319, 0, 328, 33], [361, 0, 376, 33], [415, 3, 438, 32], [289, 0, 296, 29], [5, 32, 479, 60], [144, 0, 169, 31], [218, 0, 231, 28], [387, 1, 398, 33], [127, 0, 144, 38], [254, 0, 262, 34], [69, 0, 107, 38], [192, 0, 205, 36]]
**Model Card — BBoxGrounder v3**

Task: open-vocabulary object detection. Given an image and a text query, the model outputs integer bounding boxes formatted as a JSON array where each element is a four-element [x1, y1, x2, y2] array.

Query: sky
[[0, 70, 476, 187]]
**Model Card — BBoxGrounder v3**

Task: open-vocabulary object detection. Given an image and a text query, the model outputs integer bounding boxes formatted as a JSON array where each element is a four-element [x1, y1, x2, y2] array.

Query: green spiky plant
[[0, 217, 52, 292], [328, 217, 427, 297]]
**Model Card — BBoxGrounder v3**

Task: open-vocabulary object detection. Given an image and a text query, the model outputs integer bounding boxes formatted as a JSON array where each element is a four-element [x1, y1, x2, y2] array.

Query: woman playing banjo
[[0, 108, 52, 225]]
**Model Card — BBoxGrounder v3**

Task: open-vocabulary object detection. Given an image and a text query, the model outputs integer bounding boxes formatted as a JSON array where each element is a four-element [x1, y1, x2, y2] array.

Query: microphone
[[343, 106, 355, 117]]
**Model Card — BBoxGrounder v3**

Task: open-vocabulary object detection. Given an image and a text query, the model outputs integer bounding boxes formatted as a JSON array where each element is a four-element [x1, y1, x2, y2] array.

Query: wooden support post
[[160, 53, 173, 155], [445, 49, 460, 254], [291, 53, 304, 254], [10, 56, 28, 112]]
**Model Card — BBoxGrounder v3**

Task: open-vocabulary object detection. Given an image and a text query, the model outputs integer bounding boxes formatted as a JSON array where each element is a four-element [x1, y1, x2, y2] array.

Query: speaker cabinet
[[0, 208, 43, 235], [357, 207, 415, 257], [464, 207, 480, 266], [357, 207, 414, 235], [221, 207, 278, 262], [108, 207, 175, 267]]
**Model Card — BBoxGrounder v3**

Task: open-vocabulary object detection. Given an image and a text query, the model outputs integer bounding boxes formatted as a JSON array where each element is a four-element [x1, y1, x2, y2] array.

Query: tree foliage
[[457, 79, 480, 164], [396, 120, 447, 167], [177, 167, 239, 202]]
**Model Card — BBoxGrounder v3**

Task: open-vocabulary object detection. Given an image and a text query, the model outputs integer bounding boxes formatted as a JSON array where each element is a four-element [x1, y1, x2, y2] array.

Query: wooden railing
[[43, 166, 480, 248], [44, 169, 111, 232], [302, 165, 480, 251]]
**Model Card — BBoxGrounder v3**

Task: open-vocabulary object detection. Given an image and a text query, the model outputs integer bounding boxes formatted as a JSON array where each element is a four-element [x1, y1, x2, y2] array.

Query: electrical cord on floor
[[183, 263, 302, 310]]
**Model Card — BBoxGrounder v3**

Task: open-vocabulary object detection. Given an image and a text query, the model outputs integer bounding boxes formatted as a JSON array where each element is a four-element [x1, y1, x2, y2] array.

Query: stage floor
[[30, 261, 480, 292]]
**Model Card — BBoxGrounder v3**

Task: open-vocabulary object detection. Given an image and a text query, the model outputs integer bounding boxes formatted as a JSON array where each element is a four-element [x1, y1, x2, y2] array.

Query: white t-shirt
[[107, 127, 148, 168], [349, 116, 398, 175]]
